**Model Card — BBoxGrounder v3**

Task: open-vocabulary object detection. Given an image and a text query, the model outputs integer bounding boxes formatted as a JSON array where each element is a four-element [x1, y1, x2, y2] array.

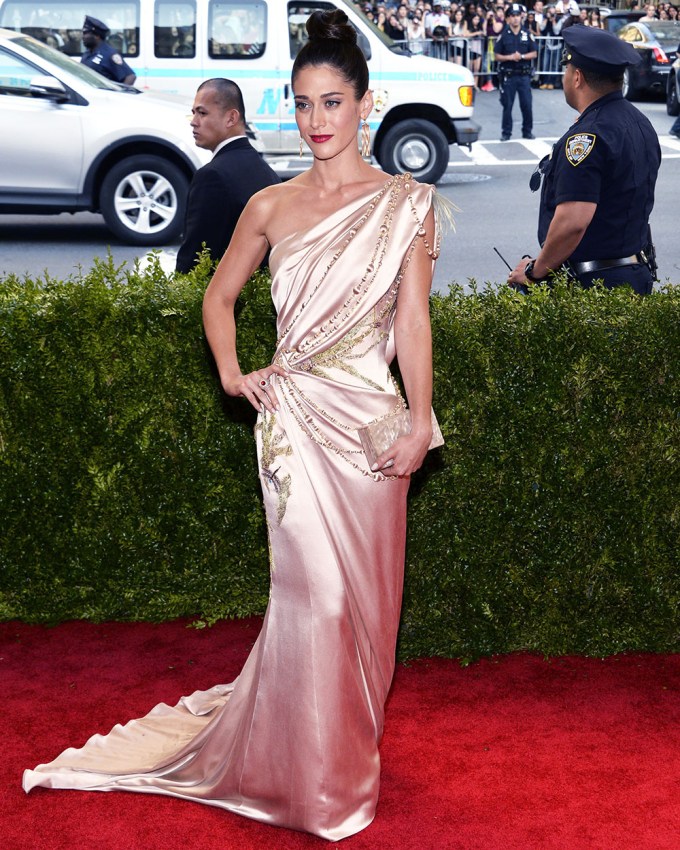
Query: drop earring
[[361, 121, 371, 158], [299, 136, 304, 158]]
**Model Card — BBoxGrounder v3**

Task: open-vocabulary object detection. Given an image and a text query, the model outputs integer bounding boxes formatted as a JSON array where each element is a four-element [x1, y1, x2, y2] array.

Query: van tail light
[[459, 86, 474, 107], [652, 46, 669, 64]]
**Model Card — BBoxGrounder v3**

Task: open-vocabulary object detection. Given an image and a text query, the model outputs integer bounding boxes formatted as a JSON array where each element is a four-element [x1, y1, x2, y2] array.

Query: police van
[[0, 0, 479, 183]]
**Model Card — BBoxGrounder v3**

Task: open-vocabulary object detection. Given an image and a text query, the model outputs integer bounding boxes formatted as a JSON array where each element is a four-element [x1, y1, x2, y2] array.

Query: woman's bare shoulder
[[246, 179, 306, 219], [236, 182, 290, 236], [240, 178, 315, 244], [247, 180, 287, 209]]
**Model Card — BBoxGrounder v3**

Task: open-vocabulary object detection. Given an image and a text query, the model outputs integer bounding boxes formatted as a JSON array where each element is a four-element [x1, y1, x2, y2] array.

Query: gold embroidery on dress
[[301, 313, 389, 391], [405, 182, 457, 260], [280, 387, 394, 482], [256, 412, 293, 525], [277, 175, 410, 355], [397, 187, 453, 281], [275, 178, 393, 347], [265, 174, 435, 484]]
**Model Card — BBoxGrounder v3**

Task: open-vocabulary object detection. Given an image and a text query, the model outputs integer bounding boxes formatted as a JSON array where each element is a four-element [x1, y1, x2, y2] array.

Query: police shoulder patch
[[112, 53, 123, 65], [565, 133, 596, 166]]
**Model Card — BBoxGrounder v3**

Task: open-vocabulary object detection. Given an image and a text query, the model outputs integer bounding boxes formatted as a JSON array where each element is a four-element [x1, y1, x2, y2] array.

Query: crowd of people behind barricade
[[640, 1, 679, 19], [352, 1, 679, 89]]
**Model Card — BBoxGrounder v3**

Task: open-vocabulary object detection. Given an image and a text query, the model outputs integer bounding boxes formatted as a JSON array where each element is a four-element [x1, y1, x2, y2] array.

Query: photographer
[[385, 11, 407, 39], [539, 5, 564, 89], [406, 9, 427, 54], [481, 4, 505, 90]]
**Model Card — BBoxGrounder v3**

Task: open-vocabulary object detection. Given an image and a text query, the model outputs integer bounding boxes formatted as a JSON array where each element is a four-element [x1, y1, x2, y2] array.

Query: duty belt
[[571, 254, 644, 275]]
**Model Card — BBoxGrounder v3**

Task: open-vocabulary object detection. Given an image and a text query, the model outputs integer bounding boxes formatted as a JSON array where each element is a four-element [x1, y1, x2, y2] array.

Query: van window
[[0, 0, 140, 57], [287, 2, 334, 59], [287, 2, 372, 60], [154, 0, 196, 57], [208, 0, 266, 59]]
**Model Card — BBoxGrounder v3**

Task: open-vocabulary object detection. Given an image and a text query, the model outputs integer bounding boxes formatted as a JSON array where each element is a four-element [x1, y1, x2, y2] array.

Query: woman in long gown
[[23, 10, 441, 841]]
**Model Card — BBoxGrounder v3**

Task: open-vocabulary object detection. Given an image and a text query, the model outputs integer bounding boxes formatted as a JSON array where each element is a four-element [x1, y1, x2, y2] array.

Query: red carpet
[[2, 618, 679, 850]]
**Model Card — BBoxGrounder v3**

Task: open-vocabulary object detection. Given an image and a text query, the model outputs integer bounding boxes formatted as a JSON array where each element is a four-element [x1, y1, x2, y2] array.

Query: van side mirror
[[29, 75, 68, 102]]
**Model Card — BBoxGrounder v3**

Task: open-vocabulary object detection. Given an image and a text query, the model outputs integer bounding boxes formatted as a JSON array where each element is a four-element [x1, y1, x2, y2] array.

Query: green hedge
[[1, 257, 678, 660]]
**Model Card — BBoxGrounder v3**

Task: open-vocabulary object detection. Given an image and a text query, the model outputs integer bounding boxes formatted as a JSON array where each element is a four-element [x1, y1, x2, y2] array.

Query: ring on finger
[[259, 378, 268, 388]]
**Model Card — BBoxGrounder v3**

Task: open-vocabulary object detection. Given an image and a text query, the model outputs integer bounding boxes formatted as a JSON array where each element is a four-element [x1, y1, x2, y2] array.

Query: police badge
[[565, 133, 596, 166], [372, 89, 388, 113]]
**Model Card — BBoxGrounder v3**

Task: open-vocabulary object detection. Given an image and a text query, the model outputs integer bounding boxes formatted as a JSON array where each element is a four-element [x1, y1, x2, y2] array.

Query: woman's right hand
[[224, 364, 288, 413], [372, 429, 431, 478]]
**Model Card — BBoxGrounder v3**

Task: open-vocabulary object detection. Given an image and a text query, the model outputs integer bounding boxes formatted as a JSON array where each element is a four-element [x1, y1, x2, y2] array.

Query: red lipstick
[[310, 135, 333, 143]]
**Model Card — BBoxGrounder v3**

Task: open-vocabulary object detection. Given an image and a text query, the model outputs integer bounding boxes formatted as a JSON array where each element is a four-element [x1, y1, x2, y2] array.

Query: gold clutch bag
[[357, 407, 444, 469]]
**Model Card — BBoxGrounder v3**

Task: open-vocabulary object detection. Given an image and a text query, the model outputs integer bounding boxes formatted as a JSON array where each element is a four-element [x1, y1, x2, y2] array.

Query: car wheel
[[100, 156, 189, 246], [377, 119, 450, 184], [622, 68, 642, 102], [667, 74, 680, 117]]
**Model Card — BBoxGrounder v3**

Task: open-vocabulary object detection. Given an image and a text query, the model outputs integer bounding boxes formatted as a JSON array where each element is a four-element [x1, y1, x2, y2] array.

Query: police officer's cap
[[82, 15, 110, 38], [505, 3, 523, 15], [561, 24, 641, 74]]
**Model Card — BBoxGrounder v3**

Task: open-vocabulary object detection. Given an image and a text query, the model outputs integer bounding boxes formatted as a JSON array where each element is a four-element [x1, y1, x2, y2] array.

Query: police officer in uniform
[[508, 25, 661, 295], [494, 4, 537, 141], [81, 16, 136, 86]]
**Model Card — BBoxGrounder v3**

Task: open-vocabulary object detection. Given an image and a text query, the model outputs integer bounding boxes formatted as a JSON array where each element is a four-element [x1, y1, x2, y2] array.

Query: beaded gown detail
[[23, 175, 437, 841]]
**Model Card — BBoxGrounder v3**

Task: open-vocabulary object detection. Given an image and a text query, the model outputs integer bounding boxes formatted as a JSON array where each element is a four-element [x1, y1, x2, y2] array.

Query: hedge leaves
[[1, 262, 678, 659]]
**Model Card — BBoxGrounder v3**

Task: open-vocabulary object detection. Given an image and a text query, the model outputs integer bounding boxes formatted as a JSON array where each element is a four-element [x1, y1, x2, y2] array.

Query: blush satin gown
[[23, 174, 437, 841]]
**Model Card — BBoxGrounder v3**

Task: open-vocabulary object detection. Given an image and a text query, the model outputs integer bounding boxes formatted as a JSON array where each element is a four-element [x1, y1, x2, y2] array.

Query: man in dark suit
[[176, 78, 281, 274]]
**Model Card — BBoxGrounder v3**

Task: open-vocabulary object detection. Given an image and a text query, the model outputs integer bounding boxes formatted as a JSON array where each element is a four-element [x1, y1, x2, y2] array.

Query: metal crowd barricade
[[533, 34, 565, 88], [406, 35, 565, 89]]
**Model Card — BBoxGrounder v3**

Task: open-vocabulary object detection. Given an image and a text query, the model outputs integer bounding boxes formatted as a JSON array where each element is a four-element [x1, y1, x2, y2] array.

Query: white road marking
[[448, 136, 680, 166], [519, 138, 553, 158], [267, 137, 680, 175], [661, 135, 680, 151]]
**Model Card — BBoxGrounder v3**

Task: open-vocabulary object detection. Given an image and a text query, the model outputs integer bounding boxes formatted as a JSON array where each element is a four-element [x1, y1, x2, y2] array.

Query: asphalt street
[[1, 88, 678, 291]]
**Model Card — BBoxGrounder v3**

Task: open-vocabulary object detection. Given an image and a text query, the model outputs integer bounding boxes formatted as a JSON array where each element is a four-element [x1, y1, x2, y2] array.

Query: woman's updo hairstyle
[[292, 10, 369, 101]]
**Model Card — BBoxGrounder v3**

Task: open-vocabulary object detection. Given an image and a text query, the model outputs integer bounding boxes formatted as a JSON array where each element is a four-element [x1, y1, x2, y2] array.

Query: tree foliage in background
[[0, 259, 678, 660]]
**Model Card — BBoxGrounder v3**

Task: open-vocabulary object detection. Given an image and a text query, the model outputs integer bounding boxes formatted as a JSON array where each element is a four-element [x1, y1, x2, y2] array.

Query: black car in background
[[603, 9, 645, 35], [616, 21, 680, 100], [668, 55, 680, 116]]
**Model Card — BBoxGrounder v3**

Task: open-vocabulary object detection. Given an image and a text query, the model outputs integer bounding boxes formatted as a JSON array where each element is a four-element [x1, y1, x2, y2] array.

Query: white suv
[[0, 28, 210, 245]]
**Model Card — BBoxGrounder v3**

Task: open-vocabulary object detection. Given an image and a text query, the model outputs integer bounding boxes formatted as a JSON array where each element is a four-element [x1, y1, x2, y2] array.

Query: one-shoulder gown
[[23, 174, 436, 841]]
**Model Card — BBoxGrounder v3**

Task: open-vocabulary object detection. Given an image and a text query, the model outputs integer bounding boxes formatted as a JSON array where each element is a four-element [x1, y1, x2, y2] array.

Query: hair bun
[[306, 9, 357, 45]]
